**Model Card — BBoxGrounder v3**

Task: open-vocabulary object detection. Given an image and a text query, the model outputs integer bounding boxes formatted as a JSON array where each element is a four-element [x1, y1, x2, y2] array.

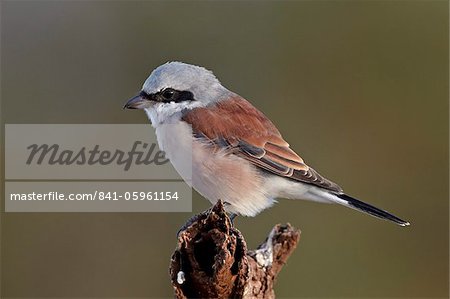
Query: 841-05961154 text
[[9, 191, 180, 201]]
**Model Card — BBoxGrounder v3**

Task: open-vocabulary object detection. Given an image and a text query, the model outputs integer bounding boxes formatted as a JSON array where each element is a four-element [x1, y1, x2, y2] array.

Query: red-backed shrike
[[124, 62, 409, 226]]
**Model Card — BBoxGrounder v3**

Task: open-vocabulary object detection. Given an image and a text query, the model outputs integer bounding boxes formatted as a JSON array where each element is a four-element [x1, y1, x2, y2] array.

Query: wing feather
[[182, 96, 343, 193]]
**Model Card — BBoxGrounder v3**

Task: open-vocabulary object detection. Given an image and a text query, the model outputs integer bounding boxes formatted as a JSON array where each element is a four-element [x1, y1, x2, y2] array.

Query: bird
[[124, 61, 409, 226]]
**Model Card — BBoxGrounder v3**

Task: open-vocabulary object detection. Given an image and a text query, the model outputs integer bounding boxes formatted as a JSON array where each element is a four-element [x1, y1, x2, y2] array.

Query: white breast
[[153, 118, 275, 216], [154, 120, 194, 186]]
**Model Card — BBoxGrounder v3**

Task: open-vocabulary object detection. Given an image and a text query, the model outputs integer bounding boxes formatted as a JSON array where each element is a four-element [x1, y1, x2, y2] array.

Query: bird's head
[[124, 62, 231, 125]]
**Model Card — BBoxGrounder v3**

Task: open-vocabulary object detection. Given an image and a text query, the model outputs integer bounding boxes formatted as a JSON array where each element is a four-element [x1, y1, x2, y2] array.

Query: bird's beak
[[123, 94, 146, 110]]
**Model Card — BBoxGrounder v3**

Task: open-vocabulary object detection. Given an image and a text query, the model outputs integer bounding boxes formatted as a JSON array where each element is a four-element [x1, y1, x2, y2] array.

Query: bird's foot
[[176, 206, 215, 238], [227, 212, 238, 226], [176, 212, 203, 238], [223, 201, 238, 226], [176, 201, 238, 238]]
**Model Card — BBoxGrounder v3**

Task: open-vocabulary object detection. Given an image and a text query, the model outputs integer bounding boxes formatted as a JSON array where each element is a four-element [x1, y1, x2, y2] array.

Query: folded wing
[[182, 96, 343, 193]]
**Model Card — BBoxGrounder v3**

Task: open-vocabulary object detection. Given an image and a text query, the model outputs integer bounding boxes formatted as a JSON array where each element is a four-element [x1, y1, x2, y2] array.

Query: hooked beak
[[123, 93, 147, 110]]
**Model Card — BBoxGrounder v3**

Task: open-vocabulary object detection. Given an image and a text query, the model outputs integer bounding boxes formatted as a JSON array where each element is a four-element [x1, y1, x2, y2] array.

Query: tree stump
[[169, 200, 301, 298]]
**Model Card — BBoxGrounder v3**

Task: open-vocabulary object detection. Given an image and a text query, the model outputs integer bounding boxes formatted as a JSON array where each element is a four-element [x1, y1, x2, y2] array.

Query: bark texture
[[169, 200, 300, 299]]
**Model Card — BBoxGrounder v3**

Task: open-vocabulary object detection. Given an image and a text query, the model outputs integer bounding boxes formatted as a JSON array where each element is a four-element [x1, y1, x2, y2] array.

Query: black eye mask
[[140, 89, 195, 103]]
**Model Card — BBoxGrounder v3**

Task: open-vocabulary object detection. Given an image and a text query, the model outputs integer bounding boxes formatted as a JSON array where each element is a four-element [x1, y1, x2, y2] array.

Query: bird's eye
[[161, 89, 175, 99]]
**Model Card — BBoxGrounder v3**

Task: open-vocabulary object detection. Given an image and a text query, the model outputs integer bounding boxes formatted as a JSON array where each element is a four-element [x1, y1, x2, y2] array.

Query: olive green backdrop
[[1, 1, 448, 298]]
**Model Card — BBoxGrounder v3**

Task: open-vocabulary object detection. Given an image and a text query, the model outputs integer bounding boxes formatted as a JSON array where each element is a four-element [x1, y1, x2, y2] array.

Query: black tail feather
[[337, 193, 410, 227]]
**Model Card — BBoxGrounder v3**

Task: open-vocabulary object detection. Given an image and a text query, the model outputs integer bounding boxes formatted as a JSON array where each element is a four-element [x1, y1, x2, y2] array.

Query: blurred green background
[[1, 1, 448, 298]]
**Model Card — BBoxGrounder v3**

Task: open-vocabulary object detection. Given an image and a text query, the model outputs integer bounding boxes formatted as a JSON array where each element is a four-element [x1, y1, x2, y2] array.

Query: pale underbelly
[[155, 121, 274, 216]]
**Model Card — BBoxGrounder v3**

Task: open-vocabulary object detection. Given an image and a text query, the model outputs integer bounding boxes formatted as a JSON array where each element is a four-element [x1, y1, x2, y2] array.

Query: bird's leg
[[176, 211, 205, 237], [177, 202, 238, 237], [227, 212, 238, 226], [176, 205, 217, 237], [223, 201, 238, 226]]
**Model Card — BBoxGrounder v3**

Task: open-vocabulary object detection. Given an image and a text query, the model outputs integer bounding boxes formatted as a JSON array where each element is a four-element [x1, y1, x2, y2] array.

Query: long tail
[[334, 193, 410, 227]]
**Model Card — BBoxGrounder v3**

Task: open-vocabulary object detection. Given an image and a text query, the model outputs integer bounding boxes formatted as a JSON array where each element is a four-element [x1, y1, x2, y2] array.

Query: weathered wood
[[169, 200, 300, 298]]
